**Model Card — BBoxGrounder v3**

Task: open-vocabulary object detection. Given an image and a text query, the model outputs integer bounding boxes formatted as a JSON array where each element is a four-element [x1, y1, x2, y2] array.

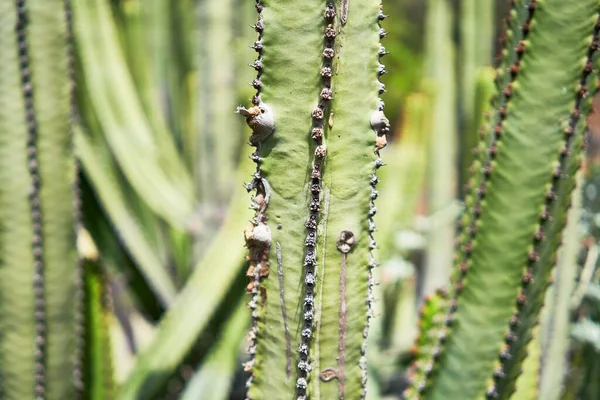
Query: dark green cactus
[[407, 1, 600, 399], [0, 0, 79, 398], [80, 235, 115, 400]]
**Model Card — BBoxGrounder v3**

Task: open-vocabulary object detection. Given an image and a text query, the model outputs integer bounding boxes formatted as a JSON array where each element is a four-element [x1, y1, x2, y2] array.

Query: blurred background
[[73, 0, 600, 398]]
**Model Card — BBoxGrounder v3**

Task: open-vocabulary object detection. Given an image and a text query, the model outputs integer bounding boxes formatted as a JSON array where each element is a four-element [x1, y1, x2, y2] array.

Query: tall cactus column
[[0, 1, 78, 399], [405, 1, 600, 399], [237, 1, 387, 399]]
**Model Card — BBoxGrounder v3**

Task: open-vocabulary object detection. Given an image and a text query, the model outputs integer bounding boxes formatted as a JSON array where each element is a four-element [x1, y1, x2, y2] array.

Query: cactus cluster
[[3, 0, 600, 399]]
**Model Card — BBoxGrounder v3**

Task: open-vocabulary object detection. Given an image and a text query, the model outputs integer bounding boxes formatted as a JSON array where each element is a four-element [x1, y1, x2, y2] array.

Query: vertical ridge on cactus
[[0, 1, 38, 396]]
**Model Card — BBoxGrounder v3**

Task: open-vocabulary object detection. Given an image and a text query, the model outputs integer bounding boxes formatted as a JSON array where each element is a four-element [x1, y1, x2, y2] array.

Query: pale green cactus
[[0, 0, 79, 398], [235, 1, 388, 399]]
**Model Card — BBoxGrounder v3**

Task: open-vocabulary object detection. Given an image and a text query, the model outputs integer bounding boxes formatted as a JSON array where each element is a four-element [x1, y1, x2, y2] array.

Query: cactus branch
[[410, 1, 600, 399], [241, 1, 385, 399]]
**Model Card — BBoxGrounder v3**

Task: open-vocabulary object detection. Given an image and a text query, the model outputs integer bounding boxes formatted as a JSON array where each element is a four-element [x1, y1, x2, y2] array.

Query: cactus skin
[[0, 0, 78, 399], [409, 1, 600, 399], [82, 254, 115, 400], [241, 1, 385, 399]]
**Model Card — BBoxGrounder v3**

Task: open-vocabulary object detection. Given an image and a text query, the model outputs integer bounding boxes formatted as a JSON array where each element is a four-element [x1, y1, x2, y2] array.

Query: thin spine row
[[15, 1, 47, 398], [295, 4, 338, 399], [486, 13, 600, 399], [359, 4, 389, 399], [243, 1, 269, 397], [404, 289, 448, 400], [457, 0, 524, 278], [446, 0, 520, 325], [64, 0, 84, 393], [416, 1, 537, 395], [452, 0, 518, 264], [467, 0, 519, 196]]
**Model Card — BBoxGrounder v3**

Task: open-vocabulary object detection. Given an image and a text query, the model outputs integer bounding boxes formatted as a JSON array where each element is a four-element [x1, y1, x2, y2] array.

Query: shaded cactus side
[[238, 1, 387, 399]]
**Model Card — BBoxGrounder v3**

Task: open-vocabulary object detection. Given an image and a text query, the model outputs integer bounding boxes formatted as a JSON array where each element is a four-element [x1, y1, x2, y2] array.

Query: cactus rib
[[295, 4, 339, 398], [64, 0, 85, 391], [404, 289, 448, 399], [2, 0, 78, 398], [358, 5, 389, 399], [0, 1, 36, 397], [241, 1, 269, 395], [14, 1, 48, 396]]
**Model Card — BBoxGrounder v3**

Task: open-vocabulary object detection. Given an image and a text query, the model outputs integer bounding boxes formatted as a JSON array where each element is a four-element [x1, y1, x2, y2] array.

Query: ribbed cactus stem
[[239, 1, 386, 399], [408, 1, 600, 399], [0, 0, 78, 398]]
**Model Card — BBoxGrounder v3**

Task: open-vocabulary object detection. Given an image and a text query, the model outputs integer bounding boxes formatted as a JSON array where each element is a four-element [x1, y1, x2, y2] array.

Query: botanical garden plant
[[2, 0, 600, 399], [236, 1, 389, 398], [406, 0, 600, 399], [0, 1, 79, 399]]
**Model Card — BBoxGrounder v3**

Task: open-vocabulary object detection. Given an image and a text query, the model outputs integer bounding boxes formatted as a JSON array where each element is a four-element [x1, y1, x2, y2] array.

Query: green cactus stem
[[422, 0, 457, 295], [537, 173, 583, 400], [409, 1, 600, 399], [404, 289, 448, 399], [458, 0, 495, 190], [79, 232, 115, 400], [239, 1, 386, 399], [0, 0, 78, 398]]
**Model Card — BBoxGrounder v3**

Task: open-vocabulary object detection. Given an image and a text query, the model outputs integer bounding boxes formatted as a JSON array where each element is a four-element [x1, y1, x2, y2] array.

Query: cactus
[[458, 0, 495, 189], [422, 0, 458, 295], [79, 231, 115, 400], [406, 1, 600, 399], [561, 164, 600, 400], [0, 0, 79, 398], [537, 174, 583, 399], [115, 161, 254, 398], [236, 1, 388, 399]]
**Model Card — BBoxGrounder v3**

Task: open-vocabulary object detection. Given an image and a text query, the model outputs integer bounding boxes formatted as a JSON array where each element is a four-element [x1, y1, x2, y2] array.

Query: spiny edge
[[14, 1, 47, 397], [486, 11, 600, 400], [413, 1, 537, 395]]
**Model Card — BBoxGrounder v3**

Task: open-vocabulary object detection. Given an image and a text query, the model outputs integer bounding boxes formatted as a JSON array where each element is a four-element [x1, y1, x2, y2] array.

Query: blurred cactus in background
[[0, 0, 599, 399]]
